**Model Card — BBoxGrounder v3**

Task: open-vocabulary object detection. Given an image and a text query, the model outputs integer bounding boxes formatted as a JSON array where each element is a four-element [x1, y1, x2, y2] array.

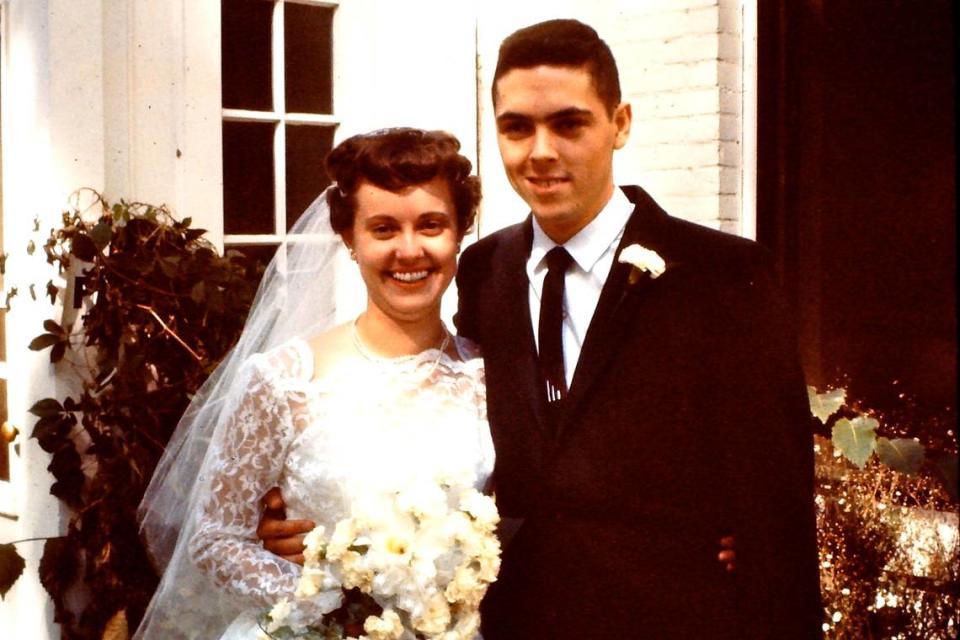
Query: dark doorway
[[757, 1, 955, 445]]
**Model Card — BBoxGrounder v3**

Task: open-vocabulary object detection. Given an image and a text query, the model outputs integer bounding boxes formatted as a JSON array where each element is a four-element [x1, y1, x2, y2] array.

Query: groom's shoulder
[[458, 221, 526, 277], [622, 186, 776, 297], [636, 201, 772, 280]]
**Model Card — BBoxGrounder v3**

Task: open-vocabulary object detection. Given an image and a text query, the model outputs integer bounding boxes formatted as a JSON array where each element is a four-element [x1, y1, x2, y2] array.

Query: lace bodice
[[188, 336, 493, 622]]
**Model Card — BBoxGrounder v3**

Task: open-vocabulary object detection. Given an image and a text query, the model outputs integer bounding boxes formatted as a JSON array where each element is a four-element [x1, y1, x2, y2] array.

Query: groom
[[261, 19, 822, 638], [450, 20, 822, 638]]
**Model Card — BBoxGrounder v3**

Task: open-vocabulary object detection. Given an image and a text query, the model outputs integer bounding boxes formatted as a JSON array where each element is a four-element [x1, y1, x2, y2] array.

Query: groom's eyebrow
[[496, 107, 594, 124]]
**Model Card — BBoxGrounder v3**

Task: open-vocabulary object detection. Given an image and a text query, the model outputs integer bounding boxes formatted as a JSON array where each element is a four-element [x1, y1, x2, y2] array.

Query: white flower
[[363, 609, 405, 640], [396, 481, 449, 521], [445, 565, 484, 608], [326, 519, 359, 561], [302, 525, 327, 563], [266, 598, 292, 632], [453, 610, 481, 638], [618, 243, 666, 279], [413, 592, 452, 635], [459, 490, 499, 532], [272, 476, 501, 639]]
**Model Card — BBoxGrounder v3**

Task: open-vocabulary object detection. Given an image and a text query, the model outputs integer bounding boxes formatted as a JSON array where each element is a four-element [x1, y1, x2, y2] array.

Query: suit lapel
[[557, 187, 670, 440], [492, 217, 553, 437]]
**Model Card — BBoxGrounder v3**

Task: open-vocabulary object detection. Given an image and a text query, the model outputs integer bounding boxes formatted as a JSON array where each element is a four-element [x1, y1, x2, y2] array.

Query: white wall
[[1, 1, 93, 635]]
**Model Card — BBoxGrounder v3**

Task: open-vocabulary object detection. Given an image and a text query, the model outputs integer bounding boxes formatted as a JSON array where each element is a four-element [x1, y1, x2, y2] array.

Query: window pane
[[223, 121, 276, 235], [285, 4, 334, 114], [285, 124, 334, 230], [224, 243, 278, 292], [222, 0, 274, 111]]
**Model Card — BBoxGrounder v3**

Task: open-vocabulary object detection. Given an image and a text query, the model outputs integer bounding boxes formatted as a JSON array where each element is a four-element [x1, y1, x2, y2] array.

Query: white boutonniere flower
[[618, 243, 667, 283]]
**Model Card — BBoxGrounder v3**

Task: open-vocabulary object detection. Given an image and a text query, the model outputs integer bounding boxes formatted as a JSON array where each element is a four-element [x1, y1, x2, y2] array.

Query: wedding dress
[[158, 334, 490, 640]]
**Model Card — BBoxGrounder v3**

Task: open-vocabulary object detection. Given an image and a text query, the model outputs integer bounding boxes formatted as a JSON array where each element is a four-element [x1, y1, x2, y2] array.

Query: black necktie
[[539, 246, 574, 404]]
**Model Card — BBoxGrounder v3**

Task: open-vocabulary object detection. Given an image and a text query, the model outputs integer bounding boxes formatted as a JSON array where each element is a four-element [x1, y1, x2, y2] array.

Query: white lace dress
[[187, 336, 493, 639]]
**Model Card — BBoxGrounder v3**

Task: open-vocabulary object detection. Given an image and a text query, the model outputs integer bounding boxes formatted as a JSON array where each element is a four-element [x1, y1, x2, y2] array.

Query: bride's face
[[347, 177, 460, 324]]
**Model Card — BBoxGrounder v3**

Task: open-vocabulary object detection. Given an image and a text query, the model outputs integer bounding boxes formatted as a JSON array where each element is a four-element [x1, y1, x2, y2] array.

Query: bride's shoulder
[[304, 323, 355, 382], [249, 324, 351, 384]]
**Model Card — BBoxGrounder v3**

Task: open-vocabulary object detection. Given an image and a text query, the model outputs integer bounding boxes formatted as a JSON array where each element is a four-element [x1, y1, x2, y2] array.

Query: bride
[[134, 128, 492, 639]]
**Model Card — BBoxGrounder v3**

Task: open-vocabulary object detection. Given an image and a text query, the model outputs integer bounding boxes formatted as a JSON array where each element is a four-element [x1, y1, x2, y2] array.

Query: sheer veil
[[135, 188, 342, 639]]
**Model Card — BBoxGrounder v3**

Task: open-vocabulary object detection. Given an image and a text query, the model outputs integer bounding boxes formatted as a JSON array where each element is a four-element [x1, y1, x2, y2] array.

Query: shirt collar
[[529, 187, 634, 274]]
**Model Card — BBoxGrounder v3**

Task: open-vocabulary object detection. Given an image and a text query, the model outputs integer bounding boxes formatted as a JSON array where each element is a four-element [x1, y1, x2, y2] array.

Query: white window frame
[[222, 0, 340, 250]]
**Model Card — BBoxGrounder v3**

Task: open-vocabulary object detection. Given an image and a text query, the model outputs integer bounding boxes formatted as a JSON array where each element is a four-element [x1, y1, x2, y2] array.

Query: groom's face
[[494, 64, 632, 243]]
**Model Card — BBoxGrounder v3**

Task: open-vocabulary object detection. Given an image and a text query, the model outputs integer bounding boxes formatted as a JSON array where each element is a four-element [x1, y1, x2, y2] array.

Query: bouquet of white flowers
[[257, 479, 501, 640]]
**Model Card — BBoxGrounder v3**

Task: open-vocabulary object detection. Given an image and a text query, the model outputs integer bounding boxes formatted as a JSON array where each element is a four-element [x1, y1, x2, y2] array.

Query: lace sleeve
[[188, 355, 302, 610]]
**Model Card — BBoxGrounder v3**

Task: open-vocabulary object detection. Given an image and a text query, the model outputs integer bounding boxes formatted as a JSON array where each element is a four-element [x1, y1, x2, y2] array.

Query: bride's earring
[[349, 248, 357, 261]]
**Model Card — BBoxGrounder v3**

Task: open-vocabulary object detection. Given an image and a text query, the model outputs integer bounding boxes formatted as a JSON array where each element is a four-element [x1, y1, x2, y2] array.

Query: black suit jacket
[[455, 186, 822, 639]]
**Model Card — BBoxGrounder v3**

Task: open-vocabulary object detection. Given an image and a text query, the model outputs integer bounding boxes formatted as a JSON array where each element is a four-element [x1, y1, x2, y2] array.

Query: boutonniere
[[618, 244, 667, 284]]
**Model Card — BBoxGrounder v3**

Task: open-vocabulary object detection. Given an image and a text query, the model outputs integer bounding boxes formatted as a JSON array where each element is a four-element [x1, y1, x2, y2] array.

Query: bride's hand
[[257, 487, 314, 565]]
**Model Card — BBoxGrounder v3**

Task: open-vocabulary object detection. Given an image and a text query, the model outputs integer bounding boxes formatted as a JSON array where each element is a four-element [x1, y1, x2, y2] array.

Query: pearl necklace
[[351, 321, 451, 375]]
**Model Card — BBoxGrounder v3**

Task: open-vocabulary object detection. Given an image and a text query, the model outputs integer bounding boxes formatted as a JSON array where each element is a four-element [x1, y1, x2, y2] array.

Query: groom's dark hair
[[325, 127, 481, 240], [493, 19, 622, 116]]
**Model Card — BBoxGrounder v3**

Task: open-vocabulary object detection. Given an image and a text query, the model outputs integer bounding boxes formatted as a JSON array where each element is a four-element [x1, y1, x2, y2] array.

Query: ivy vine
[[0, 191, 262, 639]]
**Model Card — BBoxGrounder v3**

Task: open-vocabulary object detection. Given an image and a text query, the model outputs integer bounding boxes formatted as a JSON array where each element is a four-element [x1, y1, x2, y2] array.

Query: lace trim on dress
[[187, 336, 490, 633]]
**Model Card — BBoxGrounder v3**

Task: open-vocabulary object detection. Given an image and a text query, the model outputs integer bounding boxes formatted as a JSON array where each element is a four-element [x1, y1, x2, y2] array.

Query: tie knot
[[545, 246, 573, 273]]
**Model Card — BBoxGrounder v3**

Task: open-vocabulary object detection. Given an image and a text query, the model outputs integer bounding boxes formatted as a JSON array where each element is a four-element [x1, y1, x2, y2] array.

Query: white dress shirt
[[527, 187, 634, 388]]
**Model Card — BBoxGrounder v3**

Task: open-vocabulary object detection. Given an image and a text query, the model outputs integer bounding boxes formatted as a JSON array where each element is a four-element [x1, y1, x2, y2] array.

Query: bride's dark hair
[[325, 127, 481, 239]]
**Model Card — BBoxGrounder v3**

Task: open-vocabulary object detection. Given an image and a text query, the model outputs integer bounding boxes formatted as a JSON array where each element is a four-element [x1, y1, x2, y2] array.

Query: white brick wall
[[612, 0, 744, 232]]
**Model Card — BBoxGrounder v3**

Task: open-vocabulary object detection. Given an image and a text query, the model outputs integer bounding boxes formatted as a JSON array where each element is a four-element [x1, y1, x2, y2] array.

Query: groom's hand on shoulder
[[257, 487, 314, 565], [718, 535, 736, 572]]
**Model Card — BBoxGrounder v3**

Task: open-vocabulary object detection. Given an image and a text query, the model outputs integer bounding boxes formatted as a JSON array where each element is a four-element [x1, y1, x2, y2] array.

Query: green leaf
[[190, 281, 206, 304], [50, 341, 67, 363], [38, 536, 76, 627], [28, 333, 62, 351], [43, 319, 65, 335], [29, 398, 64, 418], [31, 415, 73, 453], [158, 257, 180, 278], [89, 219, 113, 250], [875, 437, 924, 474], [807, 386, 846, 424], [0, 543, 27, 600], [70, 234, 98, 261], [930, 451, 958, 501], [832, 416, 878, 468], [48, 448, 83, 508]]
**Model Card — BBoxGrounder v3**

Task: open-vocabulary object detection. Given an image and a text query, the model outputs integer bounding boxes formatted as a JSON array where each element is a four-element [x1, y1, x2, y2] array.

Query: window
[[221, 0, 338, 267]]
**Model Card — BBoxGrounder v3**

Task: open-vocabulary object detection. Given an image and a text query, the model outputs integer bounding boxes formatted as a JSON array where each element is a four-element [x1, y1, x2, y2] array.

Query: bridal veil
[[135, 189, 341, 639]]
